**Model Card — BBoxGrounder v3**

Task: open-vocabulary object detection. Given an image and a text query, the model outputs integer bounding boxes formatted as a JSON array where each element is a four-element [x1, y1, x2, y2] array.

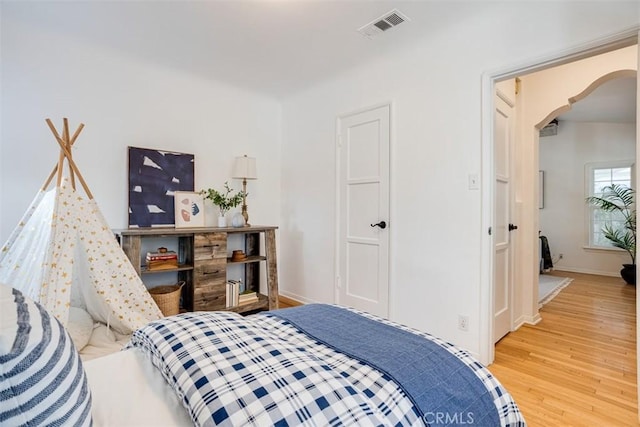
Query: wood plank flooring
[[278, 295, 302, 309], [489, 271, 638, 426]]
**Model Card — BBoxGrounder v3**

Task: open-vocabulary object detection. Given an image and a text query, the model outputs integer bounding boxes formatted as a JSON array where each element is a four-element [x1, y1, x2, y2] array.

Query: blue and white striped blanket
[[128, 304, 525, 426]]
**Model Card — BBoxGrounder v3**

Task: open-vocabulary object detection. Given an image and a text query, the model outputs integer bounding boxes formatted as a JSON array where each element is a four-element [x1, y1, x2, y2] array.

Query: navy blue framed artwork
[[128, 147, 195, 228]]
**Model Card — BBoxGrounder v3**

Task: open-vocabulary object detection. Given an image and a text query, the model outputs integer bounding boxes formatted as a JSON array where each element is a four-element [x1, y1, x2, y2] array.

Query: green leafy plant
[[201, 182, 245, 216], [586, 183, 636, 264]]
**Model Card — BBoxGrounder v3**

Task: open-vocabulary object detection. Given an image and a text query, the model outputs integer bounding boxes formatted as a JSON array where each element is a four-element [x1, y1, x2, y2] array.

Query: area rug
[[538, 274, 573, 307]]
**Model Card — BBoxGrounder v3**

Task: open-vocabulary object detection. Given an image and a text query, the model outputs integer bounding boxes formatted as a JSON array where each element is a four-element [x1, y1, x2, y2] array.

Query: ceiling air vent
[[539, 119, 559, 137], [358, 9, 410, 39]]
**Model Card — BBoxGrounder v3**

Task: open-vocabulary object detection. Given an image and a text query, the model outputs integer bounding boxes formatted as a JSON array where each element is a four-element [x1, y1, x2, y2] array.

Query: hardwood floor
[[278, 295, 302, 309], [489, 271, 638, 426]]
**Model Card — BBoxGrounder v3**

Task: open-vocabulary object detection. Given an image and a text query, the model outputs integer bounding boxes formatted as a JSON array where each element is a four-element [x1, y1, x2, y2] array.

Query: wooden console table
[[116, 226, 279, 313]]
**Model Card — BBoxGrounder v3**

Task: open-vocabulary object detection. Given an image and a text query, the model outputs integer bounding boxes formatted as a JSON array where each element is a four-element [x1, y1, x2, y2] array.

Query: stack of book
[[226, 280, 259, 307], [226, 280, 241, 307], [238, 290, 259, 305], [146, 250, 178, 270]]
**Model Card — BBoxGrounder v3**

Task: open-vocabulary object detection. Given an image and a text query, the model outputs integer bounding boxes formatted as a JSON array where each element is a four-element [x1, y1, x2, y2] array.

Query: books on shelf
[[226, 280, 259, 308], [226, 280, 240, 307], [146, 259, 179, 270], [239, 290, 258, 304], [146, 250, 178, 270], [146, 250, 178, 261]]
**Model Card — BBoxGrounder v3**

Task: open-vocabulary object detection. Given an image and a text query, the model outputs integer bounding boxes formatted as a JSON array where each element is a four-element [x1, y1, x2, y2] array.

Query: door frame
[[334, 101, 395, 315], [480, 27, 640, 365]]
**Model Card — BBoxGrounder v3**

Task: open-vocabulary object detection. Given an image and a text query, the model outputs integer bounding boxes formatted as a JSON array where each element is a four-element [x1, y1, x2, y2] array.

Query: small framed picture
[[539, 170, 544, 209], [174, 191, 205, 228]]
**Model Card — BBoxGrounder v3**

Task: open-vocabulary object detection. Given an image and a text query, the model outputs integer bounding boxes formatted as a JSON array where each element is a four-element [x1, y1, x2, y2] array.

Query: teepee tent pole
[[41, 122, 85, 191], [55, 127, 65, 188], [62, 118, 77, 190], [42, 167, 57, 191], [45, 118, 93, 199]]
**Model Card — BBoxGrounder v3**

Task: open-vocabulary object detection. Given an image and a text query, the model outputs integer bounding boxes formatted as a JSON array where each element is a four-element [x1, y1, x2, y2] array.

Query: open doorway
[[492, 68, 638, 345], [538, 75, 636, 301], [515, 58, 638, 329], [483, 34, 639, 419], [480, 31, 639, 367], [497, 71, 637, 421]]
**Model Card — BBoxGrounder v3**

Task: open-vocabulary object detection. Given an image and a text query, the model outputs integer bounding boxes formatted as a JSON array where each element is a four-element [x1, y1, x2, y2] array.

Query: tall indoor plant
[[586, 183, 636, 284], [201, 182, 245, 227]]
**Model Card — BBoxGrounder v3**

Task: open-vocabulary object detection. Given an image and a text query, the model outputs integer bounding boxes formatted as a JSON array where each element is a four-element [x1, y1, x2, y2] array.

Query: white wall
[[0, 9, 282, 242], [280, 3, 640, 357], [2, 1, 639, 360], [540, 121, 635, 275]]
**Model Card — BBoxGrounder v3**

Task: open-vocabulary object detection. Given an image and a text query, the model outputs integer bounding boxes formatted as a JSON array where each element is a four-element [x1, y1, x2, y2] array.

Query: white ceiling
[[5, 1, 637, 121], [5, 0, 494, 99]]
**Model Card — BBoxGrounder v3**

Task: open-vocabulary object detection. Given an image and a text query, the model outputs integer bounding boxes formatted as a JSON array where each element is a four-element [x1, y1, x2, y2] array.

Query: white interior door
[[494, 92, 515, 343], [337, 104, 390, 318]]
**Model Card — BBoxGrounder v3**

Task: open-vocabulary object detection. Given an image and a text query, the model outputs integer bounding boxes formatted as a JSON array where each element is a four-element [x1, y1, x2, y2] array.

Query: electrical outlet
[[559, 253, 564, 259], [458, 315, 469, 332]]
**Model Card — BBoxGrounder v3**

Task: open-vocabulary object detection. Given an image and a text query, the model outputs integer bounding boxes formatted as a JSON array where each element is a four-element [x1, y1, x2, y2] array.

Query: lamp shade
[[232, 155, 257, 180]]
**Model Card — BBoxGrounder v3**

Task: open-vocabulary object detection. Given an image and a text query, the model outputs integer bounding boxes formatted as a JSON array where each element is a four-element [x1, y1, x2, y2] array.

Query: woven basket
[[149, 281, 185, 317]]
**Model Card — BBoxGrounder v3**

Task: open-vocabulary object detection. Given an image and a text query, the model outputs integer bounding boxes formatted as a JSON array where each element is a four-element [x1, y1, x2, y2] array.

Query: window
[[586, 161, 634, 249]]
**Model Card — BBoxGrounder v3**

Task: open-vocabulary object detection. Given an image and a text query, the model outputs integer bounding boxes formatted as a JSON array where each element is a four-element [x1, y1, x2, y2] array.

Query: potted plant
[[586, 183, 636, 284], [201, 182, 245, 227]]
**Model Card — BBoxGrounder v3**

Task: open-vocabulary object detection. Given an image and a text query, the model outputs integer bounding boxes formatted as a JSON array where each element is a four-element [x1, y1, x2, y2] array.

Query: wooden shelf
[[225, 293, 269, 313], [117, 225, 277, 237], [117, 226, 279, 314], [141, 264, 194, 274], [227, 255, 267, 264]]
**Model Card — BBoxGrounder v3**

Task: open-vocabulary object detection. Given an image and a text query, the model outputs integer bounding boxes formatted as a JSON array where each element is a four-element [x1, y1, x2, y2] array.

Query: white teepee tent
[[0, 118, 162, 334]]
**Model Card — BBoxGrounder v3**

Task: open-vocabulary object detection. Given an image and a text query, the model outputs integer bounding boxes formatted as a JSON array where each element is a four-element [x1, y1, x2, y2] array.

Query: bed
[[87, 304, 525, 426], [2, 284, 525, 426]]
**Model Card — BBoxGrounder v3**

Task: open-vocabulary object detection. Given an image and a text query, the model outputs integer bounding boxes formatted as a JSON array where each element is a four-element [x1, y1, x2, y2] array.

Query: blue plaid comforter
[[128, 305, 525, 426]]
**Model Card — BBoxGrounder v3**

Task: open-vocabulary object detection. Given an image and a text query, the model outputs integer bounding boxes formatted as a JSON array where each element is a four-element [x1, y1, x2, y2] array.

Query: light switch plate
[[468, 173, 479, 190]]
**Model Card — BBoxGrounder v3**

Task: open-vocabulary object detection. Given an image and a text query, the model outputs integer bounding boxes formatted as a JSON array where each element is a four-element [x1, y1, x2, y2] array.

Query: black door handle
[[370, 221, 387, 229], [509, 223, 518, 231]]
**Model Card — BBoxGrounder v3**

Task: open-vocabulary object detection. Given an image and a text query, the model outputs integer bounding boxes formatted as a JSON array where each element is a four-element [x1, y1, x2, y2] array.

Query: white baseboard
[[513, 313, 542, 331], [278, 291, 314, 305]]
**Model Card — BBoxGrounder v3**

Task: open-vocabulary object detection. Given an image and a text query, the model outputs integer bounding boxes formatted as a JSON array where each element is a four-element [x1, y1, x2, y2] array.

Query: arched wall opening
[[481, 39, 638, 366], [518, 61, 637, 330], [537, 71, 637, 279], [538, 69, 637, 129]]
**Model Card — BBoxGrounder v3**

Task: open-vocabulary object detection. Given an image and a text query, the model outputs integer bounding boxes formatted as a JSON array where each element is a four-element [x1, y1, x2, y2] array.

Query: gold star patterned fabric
[[0, 179, 162, 334]]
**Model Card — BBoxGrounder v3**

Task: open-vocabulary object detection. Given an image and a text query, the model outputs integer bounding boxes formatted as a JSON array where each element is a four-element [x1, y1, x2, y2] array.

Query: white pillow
[[67, 307, 94, 351], [0, 283, 92, 426]]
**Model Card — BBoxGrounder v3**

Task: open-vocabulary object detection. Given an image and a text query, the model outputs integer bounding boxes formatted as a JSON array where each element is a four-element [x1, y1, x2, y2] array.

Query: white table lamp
[[232, 155, 257, 226]]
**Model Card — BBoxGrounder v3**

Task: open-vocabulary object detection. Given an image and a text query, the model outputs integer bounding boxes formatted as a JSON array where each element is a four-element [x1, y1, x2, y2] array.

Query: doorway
[[538, 75, 637, 289], [481, 30, 639, 366], [336, 103, 391, 318]]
